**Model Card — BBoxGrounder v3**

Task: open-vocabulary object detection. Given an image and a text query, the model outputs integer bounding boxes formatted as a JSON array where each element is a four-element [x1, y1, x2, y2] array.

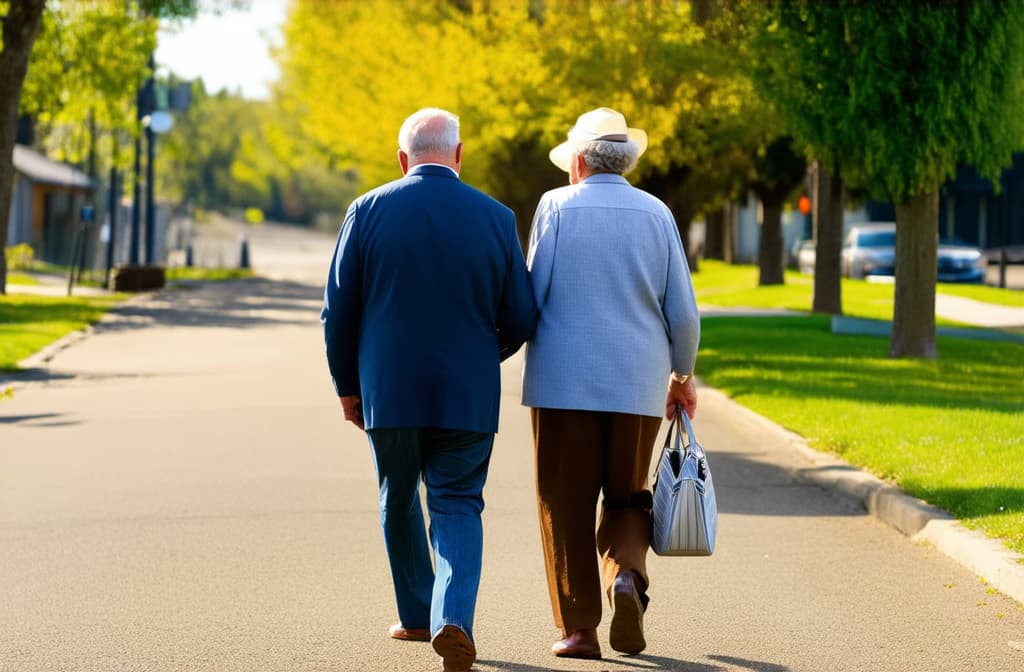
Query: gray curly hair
[[577, 139, 640, 175]]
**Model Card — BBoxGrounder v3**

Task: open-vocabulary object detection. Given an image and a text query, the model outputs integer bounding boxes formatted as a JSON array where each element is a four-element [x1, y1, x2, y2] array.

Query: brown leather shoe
[[432, 624, 476, 672], [609, 571, 646, 654], [552, 628, 602, 659], [389, 623, 431, 642]]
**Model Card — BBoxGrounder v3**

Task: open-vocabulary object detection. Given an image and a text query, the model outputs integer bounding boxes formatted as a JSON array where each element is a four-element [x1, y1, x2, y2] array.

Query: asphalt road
[[1, 225, 1022, 672]]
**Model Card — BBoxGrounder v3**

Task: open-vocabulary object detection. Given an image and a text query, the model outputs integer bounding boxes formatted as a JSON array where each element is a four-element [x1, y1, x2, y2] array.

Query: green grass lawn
[[698, 316, 1023, 554], [694, 260, 1023, 319], [690, 260, 1024, 554], [936, 281, 1024, 307], [165, 267, 255, 282], [6, 273, 40, 286], [0, 294, 124, 371]]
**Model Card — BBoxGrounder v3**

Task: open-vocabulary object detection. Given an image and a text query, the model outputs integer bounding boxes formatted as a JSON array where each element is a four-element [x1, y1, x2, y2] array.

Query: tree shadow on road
[[0, 412, 79, 428], [97, 278, 324, 333], [475, 652, 789, 671]]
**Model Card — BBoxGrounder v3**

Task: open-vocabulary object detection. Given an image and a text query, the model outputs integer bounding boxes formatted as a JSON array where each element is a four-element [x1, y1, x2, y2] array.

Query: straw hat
[[549, 107, 648, 172]]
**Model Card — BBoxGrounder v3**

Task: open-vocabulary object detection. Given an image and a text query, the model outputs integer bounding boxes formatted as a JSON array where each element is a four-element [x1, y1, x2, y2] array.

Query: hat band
[[595, 133, 628, 142]]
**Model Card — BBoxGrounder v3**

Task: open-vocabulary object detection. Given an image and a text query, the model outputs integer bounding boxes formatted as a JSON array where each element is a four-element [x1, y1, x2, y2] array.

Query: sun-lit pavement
[[2, 225, 1023, 672]]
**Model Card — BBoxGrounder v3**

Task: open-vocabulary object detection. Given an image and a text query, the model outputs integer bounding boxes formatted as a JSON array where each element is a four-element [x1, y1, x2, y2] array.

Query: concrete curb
[[700, 385, 1024, 606]]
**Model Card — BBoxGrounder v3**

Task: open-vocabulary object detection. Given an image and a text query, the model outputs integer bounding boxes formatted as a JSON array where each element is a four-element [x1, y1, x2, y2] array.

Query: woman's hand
[[665, 375, 697, 420]]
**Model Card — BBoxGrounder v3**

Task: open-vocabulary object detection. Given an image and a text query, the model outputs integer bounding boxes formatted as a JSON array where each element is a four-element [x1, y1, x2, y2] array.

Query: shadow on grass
[[699, 316, 1023, 415]]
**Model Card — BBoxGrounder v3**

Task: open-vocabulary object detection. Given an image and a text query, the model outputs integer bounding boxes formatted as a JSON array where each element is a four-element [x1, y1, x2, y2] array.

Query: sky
[[155, 0, 288, 100]]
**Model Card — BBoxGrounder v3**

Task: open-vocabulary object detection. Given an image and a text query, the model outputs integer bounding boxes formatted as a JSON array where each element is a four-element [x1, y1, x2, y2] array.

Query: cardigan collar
[[581, 173, 630, 186]]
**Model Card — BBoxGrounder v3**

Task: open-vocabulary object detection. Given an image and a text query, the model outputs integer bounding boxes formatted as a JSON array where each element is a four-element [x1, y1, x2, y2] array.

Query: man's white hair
[[398, 108, 460, 156]]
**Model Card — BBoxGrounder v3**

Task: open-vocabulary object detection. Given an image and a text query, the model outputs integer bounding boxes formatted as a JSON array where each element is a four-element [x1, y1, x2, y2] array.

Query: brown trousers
[[531, 407, 662, 634]]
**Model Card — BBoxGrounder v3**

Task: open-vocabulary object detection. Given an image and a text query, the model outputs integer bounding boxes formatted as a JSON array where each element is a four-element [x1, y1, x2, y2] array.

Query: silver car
[[840, 222, 986, 283]]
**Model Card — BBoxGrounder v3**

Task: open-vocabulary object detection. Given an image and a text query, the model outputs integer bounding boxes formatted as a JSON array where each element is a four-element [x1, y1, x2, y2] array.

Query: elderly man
[[322, 107, 537, 672], [523, 108, 700, 659]]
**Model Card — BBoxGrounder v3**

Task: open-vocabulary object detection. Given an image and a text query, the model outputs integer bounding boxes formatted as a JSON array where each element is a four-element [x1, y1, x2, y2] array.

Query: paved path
[[934, 293, 1024, 328], [3, 277, 1023, 671]]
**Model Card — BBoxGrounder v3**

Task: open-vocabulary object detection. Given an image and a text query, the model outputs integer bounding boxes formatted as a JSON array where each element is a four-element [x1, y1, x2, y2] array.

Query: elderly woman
[[523, 108, 700, 659]]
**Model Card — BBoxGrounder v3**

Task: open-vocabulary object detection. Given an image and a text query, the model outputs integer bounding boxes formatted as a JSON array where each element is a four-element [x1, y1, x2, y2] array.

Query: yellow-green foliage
[[243, 208, 264, 225], [275, 1, 757, 211], [4, 244, 34, 271]]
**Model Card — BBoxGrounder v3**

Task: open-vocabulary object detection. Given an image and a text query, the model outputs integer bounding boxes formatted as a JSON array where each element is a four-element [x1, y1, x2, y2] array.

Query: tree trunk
[[890, 190, 939, 358], [812, 164, 843, 314], [723, 202, 737, 264], [0, 0, 48, 295], [704, 207, 724, 260], [758, 195, 785, 285]]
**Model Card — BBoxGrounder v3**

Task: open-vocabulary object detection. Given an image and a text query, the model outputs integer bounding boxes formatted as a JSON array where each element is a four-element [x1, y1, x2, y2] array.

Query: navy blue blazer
[[322, 164, 537, 433]]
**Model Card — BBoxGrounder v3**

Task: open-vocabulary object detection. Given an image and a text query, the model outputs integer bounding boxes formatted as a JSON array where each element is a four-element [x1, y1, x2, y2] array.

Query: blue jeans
[[366, 428, 494, 641]]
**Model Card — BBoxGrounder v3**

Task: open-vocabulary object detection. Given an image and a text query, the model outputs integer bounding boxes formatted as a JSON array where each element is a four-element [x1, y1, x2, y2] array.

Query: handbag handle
[[677, 407, 699, 452], [658, 406, 700, 459]]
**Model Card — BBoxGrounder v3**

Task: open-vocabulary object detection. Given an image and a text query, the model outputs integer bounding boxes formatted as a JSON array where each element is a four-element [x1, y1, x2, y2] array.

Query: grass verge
[[7, 273, 40, 286], [694, 260, 1022, 321], [699, 315, 1024, 555], [0, 294, 124, 371], [165, 267, 254, 282], [936, 281, 1024, 307]]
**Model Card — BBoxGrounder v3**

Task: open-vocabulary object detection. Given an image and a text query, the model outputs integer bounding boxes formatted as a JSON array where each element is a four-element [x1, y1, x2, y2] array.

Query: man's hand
[[340, 395, 365, 430], [665, 375, 697, 421]]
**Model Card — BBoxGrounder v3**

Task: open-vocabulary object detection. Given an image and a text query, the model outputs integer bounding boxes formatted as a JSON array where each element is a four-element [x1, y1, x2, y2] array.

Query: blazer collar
[[408, 164, 459, 179], [582, 173, 629, 186]]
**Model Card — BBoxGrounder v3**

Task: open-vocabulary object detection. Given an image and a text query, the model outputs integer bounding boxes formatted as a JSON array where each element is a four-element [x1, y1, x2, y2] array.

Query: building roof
[[13, 144, 93, 189]]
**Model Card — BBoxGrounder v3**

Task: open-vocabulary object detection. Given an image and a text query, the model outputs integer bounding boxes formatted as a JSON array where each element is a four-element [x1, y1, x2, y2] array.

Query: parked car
[[840, 222, 986, 283], [793, 239, 815, 274], [841, 223, 897, 279]]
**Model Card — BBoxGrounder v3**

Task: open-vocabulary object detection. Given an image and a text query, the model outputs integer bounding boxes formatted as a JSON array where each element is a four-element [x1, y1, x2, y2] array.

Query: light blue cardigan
[[522, 173, 700, 418]]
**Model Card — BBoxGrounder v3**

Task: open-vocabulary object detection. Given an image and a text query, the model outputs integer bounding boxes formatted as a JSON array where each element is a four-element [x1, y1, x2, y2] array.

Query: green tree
[[0, 0, 199, 294], [0, 0, 47, 295], [749, 134, 806, 286], [275, 0, 764, 255], [21, 1, 157, 169], [751, 1, 1024, 357]]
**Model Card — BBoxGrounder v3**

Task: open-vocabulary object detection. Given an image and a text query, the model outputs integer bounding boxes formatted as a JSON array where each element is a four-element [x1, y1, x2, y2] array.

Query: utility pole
[[131, 52, 155, 266], [145, 113, 156, 265]]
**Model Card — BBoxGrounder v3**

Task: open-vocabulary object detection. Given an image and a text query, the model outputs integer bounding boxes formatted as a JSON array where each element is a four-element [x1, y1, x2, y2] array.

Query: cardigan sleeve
[[662, 213, 700, 375], [321, 201, 363, 396]]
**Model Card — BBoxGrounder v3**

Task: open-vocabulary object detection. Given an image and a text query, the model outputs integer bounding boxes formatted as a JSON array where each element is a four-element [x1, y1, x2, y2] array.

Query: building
[[6, 144, 94, 265]]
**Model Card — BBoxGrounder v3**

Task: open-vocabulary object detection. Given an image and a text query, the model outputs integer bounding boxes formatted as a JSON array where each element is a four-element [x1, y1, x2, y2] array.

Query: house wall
[[5, 175, 33, 246]]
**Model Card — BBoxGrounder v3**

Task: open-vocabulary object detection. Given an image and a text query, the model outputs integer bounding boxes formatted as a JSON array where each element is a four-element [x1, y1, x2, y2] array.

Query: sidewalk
[[935, 292, 1024, 328]]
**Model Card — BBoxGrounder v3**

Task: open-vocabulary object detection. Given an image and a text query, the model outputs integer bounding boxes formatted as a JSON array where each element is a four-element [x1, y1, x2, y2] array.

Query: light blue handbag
[[651, 410, 718, 556]]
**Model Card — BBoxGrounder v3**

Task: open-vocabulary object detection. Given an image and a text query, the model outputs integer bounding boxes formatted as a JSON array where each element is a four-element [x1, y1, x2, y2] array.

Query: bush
[[244, 208, 264, 225], [4, 244, 34, 270]]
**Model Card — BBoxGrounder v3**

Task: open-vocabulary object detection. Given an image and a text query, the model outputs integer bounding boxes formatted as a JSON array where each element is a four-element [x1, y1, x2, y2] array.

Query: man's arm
[[321, 203, 364, 418], [526, 196, 557, 312], [497, 211, 538, 359]]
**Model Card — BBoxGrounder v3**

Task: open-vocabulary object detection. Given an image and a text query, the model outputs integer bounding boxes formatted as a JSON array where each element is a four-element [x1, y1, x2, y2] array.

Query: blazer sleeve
[[662, 213, 700, 375], [321, 202, 363, 396], [497, 211, 538, 360]]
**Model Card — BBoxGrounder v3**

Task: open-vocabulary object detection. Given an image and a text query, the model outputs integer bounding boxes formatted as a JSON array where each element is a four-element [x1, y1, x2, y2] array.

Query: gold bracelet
[[670, 371, 692, 385]]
